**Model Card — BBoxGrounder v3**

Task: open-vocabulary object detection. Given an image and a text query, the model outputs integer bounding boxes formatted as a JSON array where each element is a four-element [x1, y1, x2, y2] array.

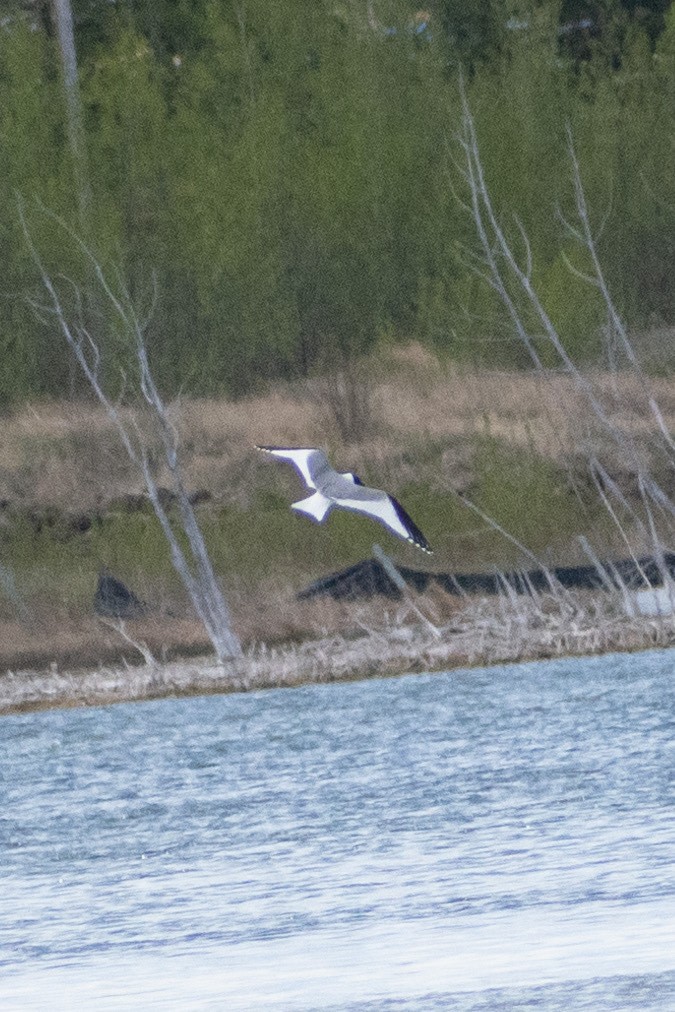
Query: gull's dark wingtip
[[409, 538, 433, 555], [390, 495, 432, 555]]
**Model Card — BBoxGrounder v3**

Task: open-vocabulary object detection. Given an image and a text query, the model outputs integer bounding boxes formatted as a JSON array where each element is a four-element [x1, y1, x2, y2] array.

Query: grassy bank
[[1, 345, 674, 675]]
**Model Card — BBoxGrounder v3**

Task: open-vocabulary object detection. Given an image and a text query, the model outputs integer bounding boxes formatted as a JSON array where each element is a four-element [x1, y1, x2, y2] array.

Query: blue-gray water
[[1, 649, 674, 1010]]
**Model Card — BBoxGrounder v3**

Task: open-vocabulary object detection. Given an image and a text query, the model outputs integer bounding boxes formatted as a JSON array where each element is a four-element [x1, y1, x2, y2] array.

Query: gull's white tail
[[292, 492, 333, 523]]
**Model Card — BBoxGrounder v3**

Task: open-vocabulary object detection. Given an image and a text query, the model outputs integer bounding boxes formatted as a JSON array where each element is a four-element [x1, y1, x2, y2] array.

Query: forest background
[[2, 0, 675, 402]]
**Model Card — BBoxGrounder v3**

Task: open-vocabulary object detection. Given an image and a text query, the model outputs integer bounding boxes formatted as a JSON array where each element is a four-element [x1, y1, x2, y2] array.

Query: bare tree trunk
[[452, 78, 675, 583], [51, 0, 91, 229], [366, 1, 380, 32], [20, 202, 242, 665]]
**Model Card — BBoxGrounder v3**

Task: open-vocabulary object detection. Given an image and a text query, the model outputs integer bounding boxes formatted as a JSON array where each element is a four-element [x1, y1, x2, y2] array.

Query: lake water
[[1, 649, 674, 1010]]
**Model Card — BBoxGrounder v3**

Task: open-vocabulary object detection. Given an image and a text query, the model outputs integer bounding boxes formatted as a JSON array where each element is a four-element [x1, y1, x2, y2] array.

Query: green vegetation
[[0, 1, 674, 404], [0, 430, 611, 623]]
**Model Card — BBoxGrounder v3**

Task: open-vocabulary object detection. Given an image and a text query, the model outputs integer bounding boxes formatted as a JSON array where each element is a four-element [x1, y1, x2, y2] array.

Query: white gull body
[[255, 446, 432, 554]]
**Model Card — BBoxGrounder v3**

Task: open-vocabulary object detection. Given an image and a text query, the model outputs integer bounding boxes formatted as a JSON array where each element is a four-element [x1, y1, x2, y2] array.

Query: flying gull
[[255, 446, 432, 554]]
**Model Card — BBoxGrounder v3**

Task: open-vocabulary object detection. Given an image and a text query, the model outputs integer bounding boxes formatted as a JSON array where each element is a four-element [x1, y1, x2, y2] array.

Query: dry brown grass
[[0, 573, 466, 676], [0, 612, 212, 674], [2, 347, 673, 514]]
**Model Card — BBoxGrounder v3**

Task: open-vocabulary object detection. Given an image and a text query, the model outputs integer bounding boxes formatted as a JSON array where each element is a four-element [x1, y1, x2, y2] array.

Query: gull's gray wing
[[331, 482, 432, 554], [255, 446, 331, 490], [318, 470, 379, 500]]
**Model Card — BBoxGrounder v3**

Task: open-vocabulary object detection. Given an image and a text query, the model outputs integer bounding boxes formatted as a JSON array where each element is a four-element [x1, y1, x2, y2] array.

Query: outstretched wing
[[255, 446, 329, 490], [338, 491, 432, 554]]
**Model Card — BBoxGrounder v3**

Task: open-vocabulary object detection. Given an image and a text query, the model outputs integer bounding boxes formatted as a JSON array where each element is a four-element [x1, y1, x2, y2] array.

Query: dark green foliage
[[1, 0, 675, 403]]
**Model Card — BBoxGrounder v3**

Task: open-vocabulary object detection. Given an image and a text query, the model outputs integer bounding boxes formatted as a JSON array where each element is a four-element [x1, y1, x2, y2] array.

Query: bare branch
[[454, 86, 675, 530], [99, 618, 156, 666], [560, 251, 599, 288], [450, 90, 675, 593], [513, 215, 533, 282], [454, 491, 565, 598], [20, 198, 242, 663], [565, 128, 675, 461], [453, 114, 545, 367]]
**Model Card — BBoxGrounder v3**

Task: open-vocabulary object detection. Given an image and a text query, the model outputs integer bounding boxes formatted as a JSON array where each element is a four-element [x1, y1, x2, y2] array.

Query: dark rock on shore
[[94, 567, 148, 619]]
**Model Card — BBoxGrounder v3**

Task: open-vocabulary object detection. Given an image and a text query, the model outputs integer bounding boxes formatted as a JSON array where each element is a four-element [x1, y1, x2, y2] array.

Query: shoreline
[[3, 600, 674, 717]]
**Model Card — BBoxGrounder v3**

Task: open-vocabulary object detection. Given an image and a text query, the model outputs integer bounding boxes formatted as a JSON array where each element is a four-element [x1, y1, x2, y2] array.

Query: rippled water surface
[[2, 649, 675, 1009]]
